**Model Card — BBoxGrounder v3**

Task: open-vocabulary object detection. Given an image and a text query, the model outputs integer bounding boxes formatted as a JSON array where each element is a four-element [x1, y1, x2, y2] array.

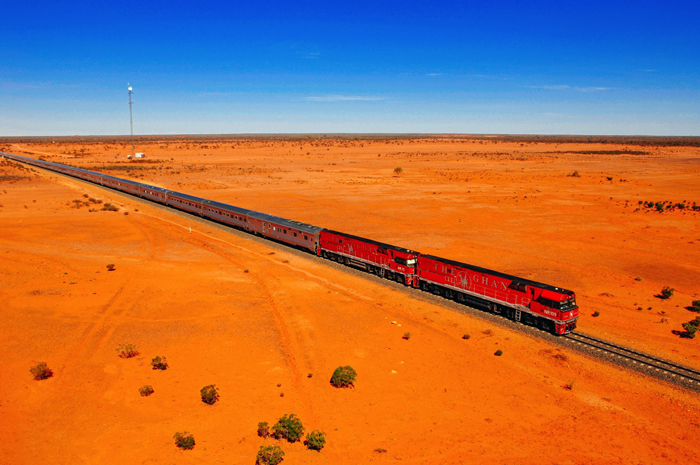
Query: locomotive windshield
[[558, 297, 577, 310], [395, 257, 417, 266]]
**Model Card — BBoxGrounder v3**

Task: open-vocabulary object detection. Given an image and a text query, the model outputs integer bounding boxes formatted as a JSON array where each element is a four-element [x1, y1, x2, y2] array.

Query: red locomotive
[[2, 151, 579, 334], [319, 230, 419, 285], [416, 255, 577, 334]]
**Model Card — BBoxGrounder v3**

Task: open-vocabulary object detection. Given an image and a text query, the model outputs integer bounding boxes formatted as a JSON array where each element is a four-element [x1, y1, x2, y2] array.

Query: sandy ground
[[1, 137, 699, 464]]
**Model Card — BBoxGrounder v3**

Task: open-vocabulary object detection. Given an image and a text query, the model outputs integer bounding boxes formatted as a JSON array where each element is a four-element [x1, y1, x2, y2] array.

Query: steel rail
[[565, 331, 700, 384]]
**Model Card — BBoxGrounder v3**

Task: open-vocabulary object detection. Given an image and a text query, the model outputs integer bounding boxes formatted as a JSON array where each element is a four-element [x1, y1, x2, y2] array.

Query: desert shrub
[[116, 343, 139, 358], [494, 350, 503, 356], [151, 356, 168, 370], [173, 431, 195, 450], [393, 167, 403, 175], [592, 311, 600, 317], [330, 366, 357, 388], [139, 385, 154, 396], [272, 414, 304, 442], [635, 276, 642, 281], [681, 317, 700, 339], [200, 384, 219, 405], [257, 421, 270, 438], [563, 379, 576, 390], [462, 334, 470, 340], [256, 445, 284, 465], [568, 170, 581, 177], [30, 362, 53, 380], [691, 300, 700, 312], [402, 332, 411, 340], [101, 203, 119, 212], [304, 430, 326, 451], [106, 263, 116, 271], [660, 286, 675, 299]]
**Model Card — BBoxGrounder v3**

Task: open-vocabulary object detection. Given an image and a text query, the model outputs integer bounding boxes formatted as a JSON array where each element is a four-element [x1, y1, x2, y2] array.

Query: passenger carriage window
[[304, 235, 308, 241], [294, 232, 297, 237]]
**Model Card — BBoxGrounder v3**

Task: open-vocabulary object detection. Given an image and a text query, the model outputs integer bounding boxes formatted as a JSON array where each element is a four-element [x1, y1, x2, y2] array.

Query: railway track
[[564, 331, 700, 388]]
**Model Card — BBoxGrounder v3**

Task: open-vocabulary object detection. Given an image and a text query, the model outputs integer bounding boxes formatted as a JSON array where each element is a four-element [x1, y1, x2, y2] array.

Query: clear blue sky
[[1, 0, 698, 136]]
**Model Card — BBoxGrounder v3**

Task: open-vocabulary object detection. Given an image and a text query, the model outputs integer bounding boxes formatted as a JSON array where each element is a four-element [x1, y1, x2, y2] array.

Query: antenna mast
[[128, 84, 134, 157]]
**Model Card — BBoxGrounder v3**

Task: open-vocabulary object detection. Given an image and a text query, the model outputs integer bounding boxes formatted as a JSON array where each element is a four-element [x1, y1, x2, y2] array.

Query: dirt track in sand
[[1, 137, 699, 464]]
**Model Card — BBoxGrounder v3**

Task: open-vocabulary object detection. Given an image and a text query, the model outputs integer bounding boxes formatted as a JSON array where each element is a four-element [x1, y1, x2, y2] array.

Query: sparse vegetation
[[101, 202, 119, 212], [30, 362, 53, 380], [151, 356, 168, 370], [272, 414, 305, 443], [402, 332, 411, 340], [494, 350, 503, 356], [393, 167, 403, 176], [592, 311, 600, 317], [257, 421, 270, 438], [568, 170, 581, 177], [106, 263, 115, 271], [256, 445, 285, 465], [305, 430, 326, 451], [635, 276, 642, 281], [330, 366, 357, 388], [173, 431, 195, 450], [200, 384, 219, 405], [139, 385, 154, 396], [116, 343, 138, 358], [690, 300, 700, 313], [680, 317, 700, 339], [660, 286, 675, 299], [563, 379, 576, 390], [462, 334, 470, 340]]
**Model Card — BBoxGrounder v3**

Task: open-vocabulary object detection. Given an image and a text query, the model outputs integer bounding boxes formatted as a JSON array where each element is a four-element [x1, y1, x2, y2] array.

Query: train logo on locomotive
[[458, 273, 471, 290]]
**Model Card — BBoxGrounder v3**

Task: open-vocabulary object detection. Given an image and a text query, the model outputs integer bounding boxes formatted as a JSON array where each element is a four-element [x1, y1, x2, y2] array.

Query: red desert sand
[[1, 136, 699, 464]]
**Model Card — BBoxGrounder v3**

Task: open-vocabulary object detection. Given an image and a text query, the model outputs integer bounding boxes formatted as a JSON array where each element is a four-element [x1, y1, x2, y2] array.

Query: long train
[[2, 151, 578, 334]]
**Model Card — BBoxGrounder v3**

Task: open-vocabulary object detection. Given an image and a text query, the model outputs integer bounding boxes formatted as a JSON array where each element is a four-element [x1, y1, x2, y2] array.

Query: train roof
[[167, 190, 209, 204], [203, 199, 252, 215], [419, 254, 574, 294], [323, 229, 419, 255], [247, 210, 322, 234]]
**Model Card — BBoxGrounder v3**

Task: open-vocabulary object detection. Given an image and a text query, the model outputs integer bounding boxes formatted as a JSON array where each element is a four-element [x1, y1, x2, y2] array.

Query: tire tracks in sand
[[181, 233, 321, 424]]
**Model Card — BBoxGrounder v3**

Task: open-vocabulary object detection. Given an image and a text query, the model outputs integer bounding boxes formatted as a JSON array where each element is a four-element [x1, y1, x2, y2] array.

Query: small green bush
[[660, 286, 675, 299], [402, 332, 411, 340], [592, 311, 600, 318], [494, 350, 503, 356], [106, 263, 115, 271], [330, 366, 357, 388], [256, 445, 284, 465], [681, 317, 700, 339], [257, 421, 270, 438], [151, 356, 168, 370], [393, 167, 403, 176], [635, 276, 642, 281], [30, 362, 53, 380], [272, 414, 304, 443], [304, 430, 326, 451], [139, 385, 154, 397], [173, 431, 195, 450], [116, 343, 138, 358], [691, 300, 700, 312], [462, 334, 470, 340], [101, 203, 119, 212], [200, 384, 219, 405]]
